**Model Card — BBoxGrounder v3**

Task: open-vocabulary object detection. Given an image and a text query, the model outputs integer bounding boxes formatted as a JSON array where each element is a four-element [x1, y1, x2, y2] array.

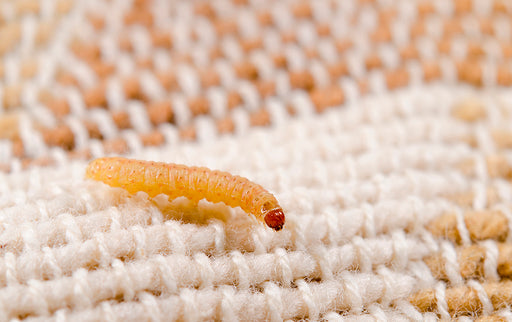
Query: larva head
[[262, 201, 285, 231]]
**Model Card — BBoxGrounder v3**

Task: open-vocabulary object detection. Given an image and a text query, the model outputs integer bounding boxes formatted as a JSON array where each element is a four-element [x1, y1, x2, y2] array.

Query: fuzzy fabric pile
[[1, 0, 512, 320]]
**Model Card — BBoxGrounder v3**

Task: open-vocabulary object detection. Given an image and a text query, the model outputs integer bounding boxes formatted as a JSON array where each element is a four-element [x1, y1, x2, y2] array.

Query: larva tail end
[[85, 157, 108, 180], [264, 208, 285, 231], [85, 159, 99, 179]]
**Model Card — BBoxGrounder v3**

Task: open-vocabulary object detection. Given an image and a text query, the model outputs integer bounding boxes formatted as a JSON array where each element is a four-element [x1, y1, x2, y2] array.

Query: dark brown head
[[264, 208, 285, 231]]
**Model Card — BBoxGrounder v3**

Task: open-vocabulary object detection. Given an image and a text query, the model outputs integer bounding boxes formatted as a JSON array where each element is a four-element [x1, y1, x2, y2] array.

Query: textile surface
[[1, 0, 512, 320]]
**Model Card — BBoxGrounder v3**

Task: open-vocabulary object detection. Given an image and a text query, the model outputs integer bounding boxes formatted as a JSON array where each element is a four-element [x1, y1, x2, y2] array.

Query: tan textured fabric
[[1, 0, 512, 320]]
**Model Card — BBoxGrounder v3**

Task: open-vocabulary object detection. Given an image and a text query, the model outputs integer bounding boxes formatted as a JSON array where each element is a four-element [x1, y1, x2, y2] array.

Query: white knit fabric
[[0, 84, 505, 320], [2, 0, 512, 320]]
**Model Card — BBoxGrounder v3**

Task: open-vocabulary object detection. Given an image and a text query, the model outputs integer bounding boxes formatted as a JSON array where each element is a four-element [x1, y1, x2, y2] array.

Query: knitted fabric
[[1, 0, 512, 321]]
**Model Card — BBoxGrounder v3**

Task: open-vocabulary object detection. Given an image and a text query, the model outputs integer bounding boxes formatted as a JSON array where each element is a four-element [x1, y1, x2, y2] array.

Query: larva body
[[85, 157, 285, 230]]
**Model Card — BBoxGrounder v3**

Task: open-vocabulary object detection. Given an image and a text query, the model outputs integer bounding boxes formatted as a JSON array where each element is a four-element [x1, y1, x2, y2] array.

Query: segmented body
[[85, 157, 285, 230]]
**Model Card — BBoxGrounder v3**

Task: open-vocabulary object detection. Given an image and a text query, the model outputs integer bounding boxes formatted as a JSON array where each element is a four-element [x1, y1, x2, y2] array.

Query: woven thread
[[1, 0, 512, 320]]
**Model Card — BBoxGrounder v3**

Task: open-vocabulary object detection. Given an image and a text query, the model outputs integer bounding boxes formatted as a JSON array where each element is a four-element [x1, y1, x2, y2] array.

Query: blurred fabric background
[[1, 0, 512, 320]]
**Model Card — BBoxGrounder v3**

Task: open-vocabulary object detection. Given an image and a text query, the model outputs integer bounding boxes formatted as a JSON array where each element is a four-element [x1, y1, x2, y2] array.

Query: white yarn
[[468, 280, 493, 316], [434, 282, 450, 320], [440, 241, 463, 286]]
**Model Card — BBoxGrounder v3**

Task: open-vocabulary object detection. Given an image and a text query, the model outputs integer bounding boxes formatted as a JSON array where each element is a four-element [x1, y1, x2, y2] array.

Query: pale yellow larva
[[85, 157, 285, 230]]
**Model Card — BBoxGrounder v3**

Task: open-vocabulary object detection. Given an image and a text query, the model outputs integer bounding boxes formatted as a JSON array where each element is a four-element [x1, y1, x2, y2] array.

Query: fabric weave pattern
[[1, 0, 512, 320]]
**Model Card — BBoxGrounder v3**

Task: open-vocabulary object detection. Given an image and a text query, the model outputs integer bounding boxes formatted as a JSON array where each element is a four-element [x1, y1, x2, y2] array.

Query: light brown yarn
[[486, 155, 512, 179], [409, 281, 512, 317], [147, 101, 174, 125], [326, 61, 349, 81], [216, 117, 235, 134], [310, 87, 345, 113], [235, 62, 259, 80], [455, 155, 512, 179], [497, 68, 512, 86], [140, 131, 165, 147], [103, 138, 129, 154], [45, 97, 71, 117], [84, 84, 108, 108], [422, 62, 442, 82], [179, 125, 197, 141], [188, 97, 210, 116], [385, 68, 409, 90], [41, 125, 75, 150], [0, 113, 20, 140], [428, 210, 509, 244], [424, 243, 512, 281], [446, 186, 501, 209], [256, 81, 276, 98], [249, 109, 271, 127], [452, 99, 487, 122], [289, 71, 315, 91], [491, 129, 512, 149], [112, 111, 132, 130], [459, 60, 484, 87], [2, 85, 22, 110]]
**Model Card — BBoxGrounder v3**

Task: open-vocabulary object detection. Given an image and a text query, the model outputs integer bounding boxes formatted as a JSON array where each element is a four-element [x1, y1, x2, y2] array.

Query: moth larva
[[85, 157, 285, 230]]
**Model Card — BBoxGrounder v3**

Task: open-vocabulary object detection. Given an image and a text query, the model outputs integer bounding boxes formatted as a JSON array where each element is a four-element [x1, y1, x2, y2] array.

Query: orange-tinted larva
[[85, 157, 285, 230]]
